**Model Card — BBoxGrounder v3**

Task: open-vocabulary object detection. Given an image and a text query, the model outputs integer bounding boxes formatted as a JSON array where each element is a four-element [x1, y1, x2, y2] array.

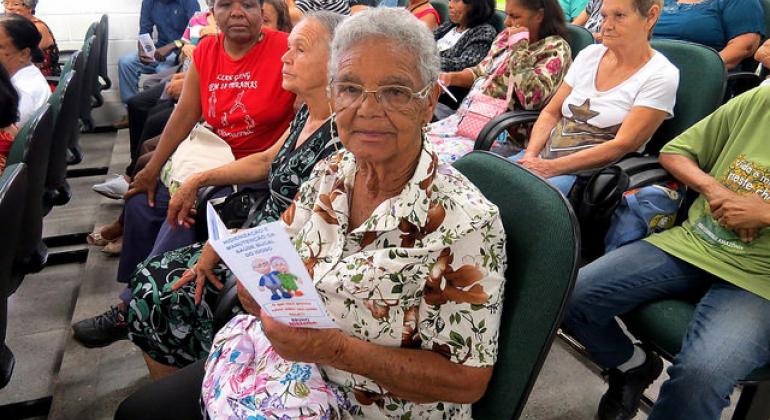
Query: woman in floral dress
[[429, 0, 572, 163], [115, 8, 508, 420]]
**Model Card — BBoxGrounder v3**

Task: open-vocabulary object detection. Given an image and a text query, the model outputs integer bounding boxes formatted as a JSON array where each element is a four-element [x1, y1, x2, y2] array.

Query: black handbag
[[214, 187, 269, 229]]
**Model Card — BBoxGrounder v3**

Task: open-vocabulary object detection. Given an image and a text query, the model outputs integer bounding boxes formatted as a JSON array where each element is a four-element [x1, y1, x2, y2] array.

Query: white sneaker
[[92, 175, 129, 200]]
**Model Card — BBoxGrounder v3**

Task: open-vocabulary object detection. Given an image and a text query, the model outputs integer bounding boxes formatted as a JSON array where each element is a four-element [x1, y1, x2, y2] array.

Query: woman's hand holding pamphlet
[[206, 202, 337, 328]]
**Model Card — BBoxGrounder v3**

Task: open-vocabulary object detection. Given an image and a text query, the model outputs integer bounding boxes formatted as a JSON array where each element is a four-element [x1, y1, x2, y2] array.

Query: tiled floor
[[1, 129, 743, 419]]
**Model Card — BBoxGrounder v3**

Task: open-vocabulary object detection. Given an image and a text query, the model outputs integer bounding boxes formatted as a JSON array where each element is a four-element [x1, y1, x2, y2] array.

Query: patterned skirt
[[127, 241, 240, 368]]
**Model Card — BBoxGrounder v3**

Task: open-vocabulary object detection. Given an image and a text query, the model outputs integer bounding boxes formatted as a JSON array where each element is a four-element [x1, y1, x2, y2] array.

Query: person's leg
[[149, 186, 233, 257], [117, 181, 173, 283], [126, 83, 165, 173], [114, 359, 205, 420], [139, 101, 174, 143], [564, 240, 712, 368], [649, 281, 770, 420], [117, 53, 157, 104]]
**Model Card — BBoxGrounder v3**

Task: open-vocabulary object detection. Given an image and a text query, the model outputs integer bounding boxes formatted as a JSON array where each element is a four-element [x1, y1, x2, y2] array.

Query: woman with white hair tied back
[[115, 8, 508, 420]]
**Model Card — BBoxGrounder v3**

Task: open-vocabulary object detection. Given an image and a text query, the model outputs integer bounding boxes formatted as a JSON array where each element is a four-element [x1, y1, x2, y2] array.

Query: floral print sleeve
[[506, 35, 571, 110], [419, 215, 506, 367]]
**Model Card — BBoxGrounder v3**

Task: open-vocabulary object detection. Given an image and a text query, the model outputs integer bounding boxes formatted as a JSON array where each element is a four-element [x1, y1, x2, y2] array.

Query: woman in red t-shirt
[[119, 0, 296, 289], [0, 65, 20, 174]]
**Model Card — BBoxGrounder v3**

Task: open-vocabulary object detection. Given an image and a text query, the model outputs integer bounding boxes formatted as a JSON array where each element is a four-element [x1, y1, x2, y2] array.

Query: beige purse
[[160, 123, 235, 195]]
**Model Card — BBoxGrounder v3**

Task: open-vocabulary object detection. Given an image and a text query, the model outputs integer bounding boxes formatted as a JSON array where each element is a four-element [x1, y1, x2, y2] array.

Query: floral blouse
[[469, 30, 571, 111], [280, 139, 508, 418]]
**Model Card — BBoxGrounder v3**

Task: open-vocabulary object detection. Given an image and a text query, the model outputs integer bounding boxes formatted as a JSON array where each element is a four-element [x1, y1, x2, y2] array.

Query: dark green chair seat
[[623, 299, 770, 418], [566, 24, 593, 60], [454, 152, 580, 419], [7, 104, 54, 283], [489, 10, 505, 33], [430, 0, 449, 24]]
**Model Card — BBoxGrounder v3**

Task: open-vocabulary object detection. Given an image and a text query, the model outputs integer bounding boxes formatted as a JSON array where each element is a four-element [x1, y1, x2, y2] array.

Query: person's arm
[[720, 33, 761, 70], [659, 153, 729, 202], [754, 39, 770, 68], [139, 0, 154, 36], [33, 21, 54, 50], [572, 10, 589, 26], [522, 83, 571, 158], [166, 129, 289, 227], [263, 314, 494, 403], [535, 107, 668, 176], [419, 12, 439, 32], [124, 62, 203, 205], [440, 26, 496, 72]]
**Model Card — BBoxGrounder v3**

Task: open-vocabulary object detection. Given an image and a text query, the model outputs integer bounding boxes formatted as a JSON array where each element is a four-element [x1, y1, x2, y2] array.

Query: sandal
[[87, 231, 109, 247], [102, 236, 123, 256]]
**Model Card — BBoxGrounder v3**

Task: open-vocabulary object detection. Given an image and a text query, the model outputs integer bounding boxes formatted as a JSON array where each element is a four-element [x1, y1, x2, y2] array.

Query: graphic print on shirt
[[693, 155, 770, 253], [207, 71, 260, 140], [544, 98, 623, 158]]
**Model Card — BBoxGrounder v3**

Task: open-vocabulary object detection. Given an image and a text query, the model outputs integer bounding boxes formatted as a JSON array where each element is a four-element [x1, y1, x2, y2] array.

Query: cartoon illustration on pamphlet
[[206, 202, 336, 328]]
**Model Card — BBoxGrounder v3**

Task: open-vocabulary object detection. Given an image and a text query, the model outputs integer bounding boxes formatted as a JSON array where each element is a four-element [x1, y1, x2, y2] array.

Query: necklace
[[408, 0, 430, 12]]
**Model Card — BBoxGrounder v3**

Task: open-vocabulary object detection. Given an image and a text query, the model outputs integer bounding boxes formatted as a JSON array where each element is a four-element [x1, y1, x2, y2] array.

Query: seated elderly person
[[114, 8, 507, 420], [564, 86, 770, 420], [407, 0, 441, 30], [0, 14, 49, 125], [123, 11, 346, 378], [3, 0, 60, 77], [513, 0, 679, 195], [71, 0, 297, 347], [429, 0, 571, 163], [652, 0, 764, 70]]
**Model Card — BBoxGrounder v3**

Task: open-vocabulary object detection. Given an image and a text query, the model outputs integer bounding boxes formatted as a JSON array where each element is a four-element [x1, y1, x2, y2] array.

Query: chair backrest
[[69, 49, 86, 149], [7, 104, 54, 267], [566, 24, 593, 59], [454, 152, 580, 420], [0, 163, 28, 293], [430, 0, 449, 24], [645, 40, 726, 154], [97, 14, 111, 90], [489, 9, 506, 33], [78, 33, 98, 130], [45, 70, 77, 193]]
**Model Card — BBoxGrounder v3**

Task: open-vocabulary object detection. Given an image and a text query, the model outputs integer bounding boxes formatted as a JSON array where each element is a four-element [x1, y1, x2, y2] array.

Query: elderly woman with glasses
[[115, 8, 507, 420], [2, 0, 60, 77]]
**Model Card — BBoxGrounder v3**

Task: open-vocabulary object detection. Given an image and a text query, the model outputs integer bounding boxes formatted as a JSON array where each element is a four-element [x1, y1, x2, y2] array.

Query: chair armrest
[[194, 185, 231, 241], [474, 110, 540, 151]]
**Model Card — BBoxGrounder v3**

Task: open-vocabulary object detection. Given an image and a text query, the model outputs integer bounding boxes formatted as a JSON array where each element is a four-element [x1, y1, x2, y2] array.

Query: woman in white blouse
[[0, 14, 50, 125], [513, 0, 679, 194]]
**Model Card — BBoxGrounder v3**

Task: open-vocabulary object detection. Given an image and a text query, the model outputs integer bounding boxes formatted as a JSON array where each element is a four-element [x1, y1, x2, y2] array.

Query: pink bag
[[456, 67, 517, 140]]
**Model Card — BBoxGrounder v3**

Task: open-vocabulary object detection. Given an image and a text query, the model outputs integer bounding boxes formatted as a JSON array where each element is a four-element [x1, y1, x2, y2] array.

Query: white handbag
[[160, 123, 235, 195]]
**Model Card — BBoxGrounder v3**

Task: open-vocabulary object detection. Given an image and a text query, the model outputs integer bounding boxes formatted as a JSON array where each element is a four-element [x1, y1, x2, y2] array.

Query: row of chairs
[[0, 14, 110, 409]]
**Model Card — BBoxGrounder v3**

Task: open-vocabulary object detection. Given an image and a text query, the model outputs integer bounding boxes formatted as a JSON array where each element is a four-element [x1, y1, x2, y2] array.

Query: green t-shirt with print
[[645, 87, 770, 300]]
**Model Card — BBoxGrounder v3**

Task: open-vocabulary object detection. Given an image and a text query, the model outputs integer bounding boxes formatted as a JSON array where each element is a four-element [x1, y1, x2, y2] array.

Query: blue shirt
[[560, 0, 591, 21], [139, 0, 200, 46], [653, 0, 765, 51]]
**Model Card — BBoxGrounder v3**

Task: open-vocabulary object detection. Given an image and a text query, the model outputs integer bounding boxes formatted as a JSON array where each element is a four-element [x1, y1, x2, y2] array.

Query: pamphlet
[[137, 33, 156, 61], [206, 202, 337, 329]]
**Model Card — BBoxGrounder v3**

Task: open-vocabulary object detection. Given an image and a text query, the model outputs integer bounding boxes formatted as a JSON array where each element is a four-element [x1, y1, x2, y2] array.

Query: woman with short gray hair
[[116, 8, 508, 420], [3, 0, 60, 76]]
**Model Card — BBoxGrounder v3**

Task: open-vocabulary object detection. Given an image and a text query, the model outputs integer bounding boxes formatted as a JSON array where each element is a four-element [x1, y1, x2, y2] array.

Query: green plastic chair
[[452, 152, 580, 419], [566, 24, 593, 60], [644, 39, 726, 154], [430, 0, 449, 24], [489, 10, 506, 33]]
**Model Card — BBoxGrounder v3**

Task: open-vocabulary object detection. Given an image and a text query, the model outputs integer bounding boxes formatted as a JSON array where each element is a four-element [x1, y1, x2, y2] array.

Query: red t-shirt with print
[[194, 30, 296, 159]]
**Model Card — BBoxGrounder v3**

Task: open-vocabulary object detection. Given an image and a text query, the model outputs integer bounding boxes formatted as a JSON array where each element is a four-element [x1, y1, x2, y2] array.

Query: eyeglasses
[[330, 81, 433, 112]]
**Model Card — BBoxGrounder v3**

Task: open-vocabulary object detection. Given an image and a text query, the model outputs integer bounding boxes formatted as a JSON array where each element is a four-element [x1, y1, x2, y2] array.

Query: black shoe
[[0, 344, 15, 389], [71, 306, 128, 348], [598, 348, 664, 420]]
